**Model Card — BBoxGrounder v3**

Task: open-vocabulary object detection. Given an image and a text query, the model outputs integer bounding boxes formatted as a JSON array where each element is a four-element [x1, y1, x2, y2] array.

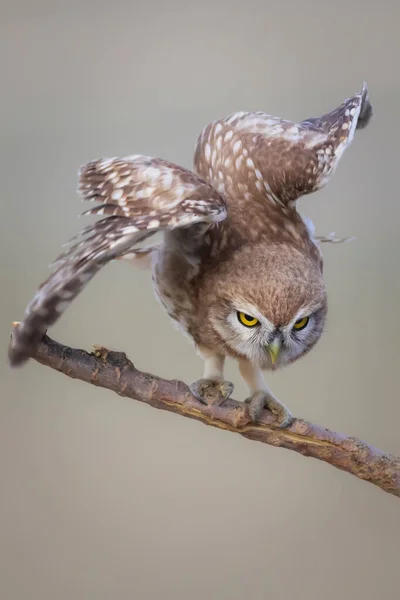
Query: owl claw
[[245, 391, 293, 429], [189, 378, 234, 407]]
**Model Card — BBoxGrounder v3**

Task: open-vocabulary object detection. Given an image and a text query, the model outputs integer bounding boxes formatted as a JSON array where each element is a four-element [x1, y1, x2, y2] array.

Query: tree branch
[[9, 325, 400, 498]]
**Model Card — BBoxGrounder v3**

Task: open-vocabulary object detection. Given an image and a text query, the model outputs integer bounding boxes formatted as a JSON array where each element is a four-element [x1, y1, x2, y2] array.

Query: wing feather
[[194, 83, 372, 207], [9, 156, 226, 366]]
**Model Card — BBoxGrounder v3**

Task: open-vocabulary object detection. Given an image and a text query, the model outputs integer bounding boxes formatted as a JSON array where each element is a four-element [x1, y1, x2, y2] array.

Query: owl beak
[[267, 338, 281, 365]]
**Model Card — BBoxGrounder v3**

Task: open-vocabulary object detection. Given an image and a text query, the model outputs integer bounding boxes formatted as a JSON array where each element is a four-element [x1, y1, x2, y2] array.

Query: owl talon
[[246, 391, 293, 429], [189, 378, 234, 407]]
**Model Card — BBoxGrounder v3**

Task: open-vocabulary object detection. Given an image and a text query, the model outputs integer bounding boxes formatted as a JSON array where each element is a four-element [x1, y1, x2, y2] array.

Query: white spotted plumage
[[9, 85, 372, 428]]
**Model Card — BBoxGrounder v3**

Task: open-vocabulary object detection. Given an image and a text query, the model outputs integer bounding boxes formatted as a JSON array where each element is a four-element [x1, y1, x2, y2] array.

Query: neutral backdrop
[[1, 1, 399, 599]]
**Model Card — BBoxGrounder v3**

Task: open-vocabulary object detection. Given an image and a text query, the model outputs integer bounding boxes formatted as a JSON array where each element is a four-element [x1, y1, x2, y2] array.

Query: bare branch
[[9, 324, 400, 498]]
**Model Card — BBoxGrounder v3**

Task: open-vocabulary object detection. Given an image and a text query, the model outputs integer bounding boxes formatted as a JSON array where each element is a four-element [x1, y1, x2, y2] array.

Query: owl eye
[[237, 312, 259, 327], [293, 316, 309, 331]]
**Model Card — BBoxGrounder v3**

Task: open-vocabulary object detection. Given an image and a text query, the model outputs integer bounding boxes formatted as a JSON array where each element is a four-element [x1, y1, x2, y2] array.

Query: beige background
[[1, 1, 399, 598]]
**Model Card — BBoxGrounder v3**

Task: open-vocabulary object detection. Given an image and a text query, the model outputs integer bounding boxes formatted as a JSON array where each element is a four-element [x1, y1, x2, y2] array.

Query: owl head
[[203, 243, 327, 370]]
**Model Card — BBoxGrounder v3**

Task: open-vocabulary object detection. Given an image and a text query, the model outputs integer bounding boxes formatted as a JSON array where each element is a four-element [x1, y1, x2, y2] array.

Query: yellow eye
[[238, 312, 259, 328], [293, 316, 309, 331]]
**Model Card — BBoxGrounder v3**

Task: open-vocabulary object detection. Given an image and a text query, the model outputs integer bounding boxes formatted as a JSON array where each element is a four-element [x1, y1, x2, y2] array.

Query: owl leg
[[189, 346, 234, 407], [238, 359, 293, 429]]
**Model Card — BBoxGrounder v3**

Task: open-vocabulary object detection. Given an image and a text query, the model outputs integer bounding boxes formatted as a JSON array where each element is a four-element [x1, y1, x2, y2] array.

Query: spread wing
[[194, 83, 372, 207], [9, 156, 226, 366]]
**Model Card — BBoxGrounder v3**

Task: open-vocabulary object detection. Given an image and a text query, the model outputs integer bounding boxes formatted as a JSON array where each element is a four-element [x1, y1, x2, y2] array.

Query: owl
[[9, 84, 372, 428]]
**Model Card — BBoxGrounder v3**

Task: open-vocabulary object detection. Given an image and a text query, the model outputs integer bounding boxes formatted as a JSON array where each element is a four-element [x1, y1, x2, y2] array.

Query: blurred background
[[1, 1, 399, 598]]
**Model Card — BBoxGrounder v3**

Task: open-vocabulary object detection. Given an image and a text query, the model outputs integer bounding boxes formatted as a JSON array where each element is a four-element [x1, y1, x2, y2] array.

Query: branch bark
[[9, 325, 400, 498]]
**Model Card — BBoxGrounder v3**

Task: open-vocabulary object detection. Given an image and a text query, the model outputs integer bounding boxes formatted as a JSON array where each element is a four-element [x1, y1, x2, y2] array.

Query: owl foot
[[189, 378, 234, 407], [245, 391, 293, 429]]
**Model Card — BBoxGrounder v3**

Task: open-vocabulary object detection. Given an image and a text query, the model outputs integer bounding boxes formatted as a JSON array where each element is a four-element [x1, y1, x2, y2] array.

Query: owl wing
[[9, 156, 226, 366], [194, 83, 372, 207]]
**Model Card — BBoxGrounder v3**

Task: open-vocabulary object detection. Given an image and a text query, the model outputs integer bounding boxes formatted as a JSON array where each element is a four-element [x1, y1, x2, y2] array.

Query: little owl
[[9, 84, 372, 427]]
